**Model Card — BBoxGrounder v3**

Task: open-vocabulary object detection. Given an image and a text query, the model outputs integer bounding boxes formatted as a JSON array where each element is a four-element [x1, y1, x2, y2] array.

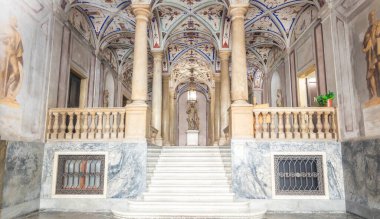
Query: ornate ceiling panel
[[273, 4, 303, 35], [195, 4, 224, 31], [171, 16, 211, 35], [158, 5, 185, 32], [68, 8, 92, 41], [248, 16, 282, 35], [103, 16, 135, 37]]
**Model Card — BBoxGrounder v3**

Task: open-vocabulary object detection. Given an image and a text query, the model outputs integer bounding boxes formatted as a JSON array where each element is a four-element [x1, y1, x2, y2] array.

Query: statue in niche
[[103, 90, 109, 107], [276, 89, 283, 107], [362, 10, 380, 99], [186, 101, 199, 130], [0, 17, 23, 107]]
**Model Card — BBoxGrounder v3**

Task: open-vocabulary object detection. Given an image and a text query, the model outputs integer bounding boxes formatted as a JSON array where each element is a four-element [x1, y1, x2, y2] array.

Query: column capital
[[131, 4, 151, 22], [152, 50, 164, 61], [229, 4, 249, 21], [219, 50, 231, 61]]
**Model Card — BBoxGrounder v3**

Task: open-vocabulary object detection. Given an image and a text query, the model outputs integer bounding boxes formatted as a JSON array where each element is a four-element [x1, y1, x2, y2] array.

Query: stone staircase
[[112, 146, 266, 218]]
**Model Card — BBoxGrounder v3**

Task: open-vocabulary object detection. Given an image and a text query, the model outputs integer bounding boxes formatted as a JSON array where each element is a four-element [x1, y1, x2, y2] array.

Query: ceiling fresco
[[63, 0, 323, 83]]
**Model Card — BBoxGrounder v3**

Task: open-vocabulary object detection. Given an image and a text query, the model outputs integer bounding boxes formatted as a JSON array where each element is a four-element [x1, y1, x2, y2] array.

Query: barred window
[[274, 155, 325, 196], [55, 155, 105, 195]]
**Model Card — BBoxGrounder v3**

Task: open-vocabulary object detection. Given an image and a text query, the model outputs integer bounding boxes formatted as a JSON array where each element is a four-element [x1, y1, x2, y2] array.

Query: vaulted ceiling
[[63, 0, 323, 80]]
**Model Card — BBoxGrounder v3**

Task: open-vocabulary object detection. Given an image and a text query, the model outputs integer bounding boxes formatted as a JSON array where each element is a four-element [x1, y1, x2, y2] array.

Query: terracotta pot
[[327, 99, 333, 107]]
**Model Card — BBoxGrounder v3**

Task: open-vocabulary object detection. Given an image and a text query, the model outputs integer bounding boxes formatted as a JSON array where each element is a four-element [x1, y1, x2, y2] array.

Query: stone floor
[[18, 212, 363, 219]]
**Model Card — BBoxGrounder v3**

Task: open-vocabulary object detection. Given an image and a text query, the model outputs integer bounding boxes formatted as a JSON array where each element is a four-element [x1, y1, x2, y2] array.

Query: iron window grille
[[55, 154, 105, 195], [274, 155, 325, 196]]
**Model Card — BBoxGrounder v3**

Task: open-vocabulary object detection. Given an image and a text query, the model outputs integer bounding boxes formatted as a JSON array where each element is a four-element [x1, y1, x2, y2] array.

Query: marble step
[[112, 210, 266, 219], [154, 161, 230, 166], [148, 171, 229, 177], [126, 201, 250, 212], [150, 166, 231, 172], [150, 157, 225, 162], [157, 153, 231, 157], [148, 179, 231, 186], [149, 174, 229, 180], [160, 148, 231, 152], [142, 192, 235, 201], [147, 185, 231, 193]]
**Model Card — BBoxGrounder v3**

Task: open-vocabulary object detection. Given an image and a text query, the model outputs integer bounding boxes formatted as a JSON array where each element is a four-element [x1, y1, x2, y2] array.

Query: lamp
[[187, 68, 197, 102]]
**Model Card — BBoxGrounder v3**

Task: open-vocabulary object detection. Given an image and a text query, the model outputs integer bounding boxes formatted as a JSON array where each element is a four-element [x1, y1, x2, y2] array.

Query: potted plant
[[316, 91, 335, 107]]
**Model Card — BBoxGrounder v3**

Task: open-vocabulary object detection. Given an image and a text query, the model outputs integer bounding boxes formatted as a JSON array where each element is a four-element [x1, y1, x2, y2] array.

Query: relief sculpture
[[363, 10, 380, 100], [0, 17, 23, 107]]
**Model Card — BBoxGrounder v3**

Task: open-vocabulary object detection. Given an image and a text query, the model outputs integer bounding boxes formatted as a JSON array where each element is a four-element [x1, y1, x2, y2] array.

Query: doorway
[[297, 68, 318, 107], [67, 71, 81, 108]]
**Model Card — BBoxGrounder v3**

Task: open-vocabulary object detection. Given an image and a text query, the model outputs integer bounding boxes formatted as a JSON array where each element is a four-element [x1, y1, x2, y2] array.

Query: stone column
[[125, 4, 151, 140], [162, 76, 170, 145], [228, 4, 254, 140], [209, 88, 216, 145], [230, 4, 249, 104], [169, 90, 176, 145], [219, 51, 231, 145], [151, 51, 163, 146], [131, 4, 150, 103], [214, 77, 221, 145]]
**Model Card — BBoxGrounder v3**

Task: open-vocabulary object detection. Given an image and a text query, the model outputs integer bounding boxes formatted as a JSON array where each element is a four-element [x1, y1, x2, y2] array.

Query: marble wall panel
[[231, 140, 345, 202], [0, 141, 44, 219], [342, 138, 380, 218], [40, 141, 147, 201]]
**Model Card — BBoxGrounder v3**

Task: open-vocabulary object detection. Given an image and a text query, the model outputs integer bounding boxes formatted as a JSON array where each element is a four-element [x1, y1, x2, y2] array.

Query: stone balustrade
[[252, 107, 338, 140], [46, 108, 127, 140]]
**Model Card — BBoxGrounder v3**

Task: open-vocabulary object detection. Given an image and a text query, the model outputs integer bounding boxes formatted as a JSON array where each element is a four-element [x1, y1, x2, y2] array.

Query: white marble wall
[[40, 141, 147, 206], [0, 141, 45, 219], [231, 139, 345, 212]]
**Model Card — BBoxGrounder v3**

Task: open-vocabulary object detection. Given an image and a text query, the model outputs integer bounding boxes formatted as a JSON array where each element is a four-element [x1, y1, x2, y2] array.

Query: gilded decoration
[[0, 17, 23, 108]]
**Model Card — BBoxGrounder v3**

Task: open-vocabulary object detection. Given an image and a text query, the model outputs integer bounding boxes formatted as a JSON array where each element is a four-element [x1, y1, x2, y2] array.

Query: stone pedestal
[[186, 130, 199, 146], [363, 99, 380, 137]]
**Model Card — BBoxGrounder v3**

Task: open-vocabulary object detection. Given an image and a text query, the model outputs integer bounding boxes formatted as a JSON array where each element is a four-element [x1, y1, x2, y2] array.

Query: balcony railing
[[252, 107, 337, 140], [46, 108, 127, 140]]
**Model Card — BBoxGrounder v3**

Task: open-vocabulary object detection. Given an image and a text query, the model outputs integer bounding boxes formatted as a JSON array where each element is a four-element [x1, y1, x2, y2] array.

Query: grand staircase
[[112, 146, 266, 218]]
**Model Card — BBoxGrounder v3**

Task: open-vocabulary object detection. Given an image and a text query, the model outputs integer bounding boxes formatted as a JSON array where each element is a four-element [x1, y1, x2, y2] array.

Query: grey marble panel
[[0, 141, 44, 219], [41, 141, 147, 199], [231, 139, 345, 201], [342, 138, 380, 218]]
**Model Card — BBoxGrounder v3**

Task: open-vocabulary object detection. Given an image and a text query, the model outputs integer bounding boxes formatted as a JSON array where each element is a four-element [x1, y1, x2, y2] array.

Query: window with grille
[[273, 155, 325, 196], [55, 154, 106, 195]]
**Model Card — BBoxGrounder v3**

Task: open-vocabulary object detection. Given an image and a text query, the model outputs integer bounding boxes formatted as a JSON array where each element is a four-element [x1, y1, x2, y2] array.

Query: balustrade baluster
[[300, 112, 307, 138], [66, 112, 74, 139], [111, 112, 118, 139], [278, 112, 285, 139], [58, 112, 66, 139], [324, 112, 332, 139], [104, 112, 111, 139], [81, 112, 89, 139], [52, 112, 59, 139], [293, 111, 300, 139], [332, 111, 337, 139], [47, 112, 53, 139], [73, 112, 81, 139], [88, 112, 96, 139], [316, 111, 324, 139], [270, 112, 276, 139], [96, 112, 103, 139], [309, 112, 317, 139], [118, 112, 125, 139], [254, 112, 261, 139], [263, 112, 269, 139], [285, 112, 292, 139]]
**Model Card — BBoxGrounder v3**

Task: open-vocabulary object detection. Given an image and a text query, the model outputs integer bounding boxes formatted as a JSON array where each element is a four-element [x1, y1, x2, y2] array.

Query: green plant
[[316, 91, 335, 106]]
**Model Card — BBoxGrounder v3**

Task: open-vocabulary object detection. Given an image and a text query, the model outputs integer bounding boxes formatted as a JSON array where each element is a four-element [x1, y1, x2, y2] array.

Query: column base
[[229, 103, 254, 139], [125, 103, 149, 140], [155, 138, 163, 146], [219, 137, 228, 146]]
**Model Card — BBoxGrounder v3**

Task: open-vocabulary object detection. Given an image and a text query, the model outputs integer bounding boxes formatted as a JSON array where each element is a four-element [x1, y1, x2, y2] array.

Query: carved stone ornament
[[186, 101, 200, 130]]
